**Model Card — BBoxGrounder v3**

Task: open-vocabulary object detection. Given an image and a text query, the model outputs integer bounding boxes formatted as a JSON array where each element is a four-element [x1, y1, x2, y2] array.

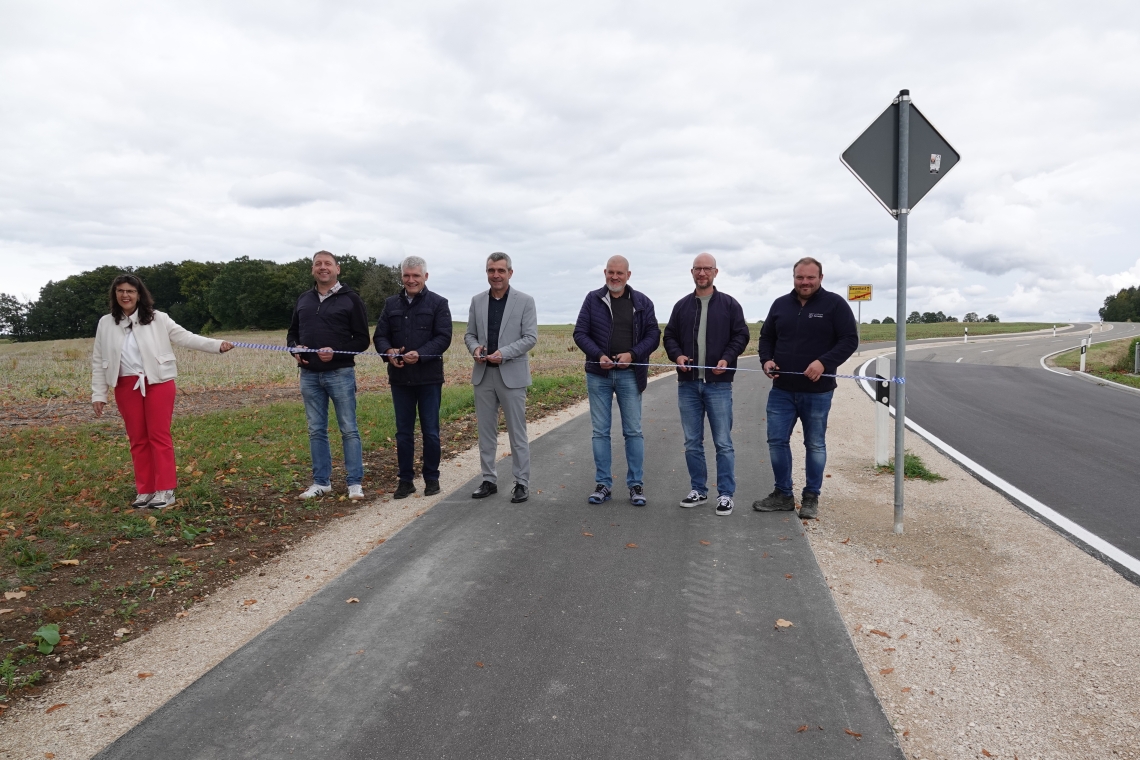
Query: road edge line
[[856, 357, 1140, 584]]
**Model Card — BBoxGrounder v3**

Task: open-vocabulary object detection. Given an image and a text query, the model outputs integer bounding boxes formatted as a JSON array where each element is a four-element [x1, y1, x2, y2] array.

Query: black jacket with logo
[[757, 286, 859, 393], [373, 287, 453, 386], [286, 285, 371, 372]]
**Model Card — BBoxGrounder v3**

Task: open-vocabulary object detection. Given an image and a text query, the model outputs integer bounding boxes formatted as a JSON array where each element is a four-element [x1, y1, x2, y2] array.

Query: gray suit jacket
[[464, 288, 538, 388]]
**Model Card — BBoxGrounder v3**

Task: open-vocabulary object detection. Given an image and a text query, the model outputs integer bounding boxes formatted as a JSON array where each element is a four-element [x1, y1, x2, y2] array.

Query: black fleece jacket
[[757, 286, 858, 393], [286, 285, 371, 372]]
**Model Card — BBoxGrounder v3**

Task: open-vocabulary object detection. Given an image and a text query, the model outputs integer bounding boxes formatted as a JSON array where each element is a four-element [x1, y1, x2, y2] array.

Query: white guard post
[[964, 325, 968, 344], [1080, 338, 1088, 372], [874, 355, 891, 467]]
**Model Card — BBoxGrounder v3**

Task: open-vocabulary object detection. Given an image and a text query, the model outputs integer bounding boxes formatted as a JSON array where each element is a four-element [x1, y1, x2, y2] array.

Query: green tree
[[207, 257, 304, 330], [963, 312, 979, 322], [24, 265, 125, 340], [870, 318, 881, 324], [882, 316, 895, 324], [984, 314, 1000, 322], [1100, 286, 1139, 322], [0, 293, 30, 338], [168, 260, 223, 331], [905, 311, 922, 324], [134, 261, 182, 311], [359, 263, 403, 316]]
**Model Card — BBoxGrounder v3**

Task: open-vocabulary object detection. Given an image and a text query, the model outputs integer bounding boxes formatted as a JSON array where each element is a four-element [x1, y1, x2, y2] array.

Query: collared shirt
[[486, 287, 509, 354], [317, 281, 343, 303], [118, 314, 145, 378]]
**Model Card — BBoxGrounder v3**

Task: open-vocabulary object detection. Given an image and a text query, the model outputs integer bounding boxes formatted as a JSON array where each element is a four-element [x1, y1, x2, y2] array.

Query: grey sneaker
[[588, 484, 612, 504], [752, 489, 796, 512], [679, 490, 708, 508], [146, 489, 176, 509], [629, 485, 647, 507], [799, 492, 819, 520], [130, 493, 154, 509]]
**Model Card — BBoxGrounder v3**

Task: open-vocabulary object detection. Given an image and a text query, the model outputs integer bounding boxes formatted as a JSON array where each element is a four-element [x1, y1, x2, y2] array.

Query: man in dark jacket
[[663, 253, 751, 516], [755, 257, 858, 519], [287, 251, 371, 501], [373, 256, 453, 499], [573, 255, 661, 507]]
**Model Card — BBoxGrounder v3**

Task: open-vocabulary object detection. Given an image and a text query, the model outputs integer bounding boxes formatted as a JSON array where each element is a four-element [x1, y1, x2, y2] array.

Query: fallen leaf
[[880, 668, 894, 675], [899, 633, 908, 640], [146, 515, 157, 527], [242, 599, 257, 606], [761, 551, 769, 558], [873, 558, 883, 564], [346, 598, 360, 604], [0, 609, 13, 615], [869, 629, 891, 638], [4, 591, 27, 600], [796, 725, 808, 733], [45, 703, 68, 714], [113, 628, 130, 638], [854, 623, 863, 632], [46, 754, 56, 759], [775, 619, 794, 629], [844, 728, 862, 740], [625, 543, 638, 549], [950, 665, 956, 672], [901, 687, 911, 693], [582, 532, 594, 537], [175, 611, 189, 618], [839, 537, 850, 544], [192, 542, 215, 549], [475, 661, 484, 668], [883, 647, 896, 652], [785, 574, 793, 580], [699, 540, 710, 546], [982, 751, 993, 758], [20, 585, 36, 591], [779, 536, 789, 541], [58, 559, 79, 566], [137, 672, 154, 679]]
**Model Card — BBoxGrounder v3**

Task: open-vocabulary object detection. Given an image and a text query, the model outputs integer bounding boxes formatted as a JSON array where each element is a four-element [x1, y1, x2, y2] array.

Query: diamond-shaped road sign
[[841, 99, 959, 217]]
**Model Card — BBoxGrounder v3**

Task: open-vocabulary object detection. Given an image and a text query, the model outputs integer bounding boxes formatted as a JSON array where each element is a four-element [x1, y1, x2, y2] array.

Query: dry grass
[[0, 324, 682, 406]]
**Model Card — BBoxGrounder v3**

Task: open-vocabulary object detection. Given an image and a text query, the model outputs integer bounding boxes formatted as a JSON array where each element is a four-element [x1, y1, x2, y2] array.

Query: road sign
[[841, 99, 959, 217], [840, 89, 960, 536], [847, 284, 873, 302]]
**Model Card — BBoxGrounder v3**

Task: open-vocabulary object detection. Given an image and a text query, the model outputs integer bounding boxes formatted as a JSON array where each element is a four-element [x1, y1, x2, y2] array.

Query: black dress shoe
[[471, 481, 497, 499], [511, 483, 529, 503], [424, 479, 441, 496], [393, 480, 416, 499]]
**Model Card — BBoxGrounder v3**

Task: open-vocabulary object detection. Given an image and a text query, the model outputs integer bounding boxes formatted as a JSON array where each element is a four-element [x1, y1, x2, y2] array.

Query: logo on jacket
[[809, 313, 825, 318]]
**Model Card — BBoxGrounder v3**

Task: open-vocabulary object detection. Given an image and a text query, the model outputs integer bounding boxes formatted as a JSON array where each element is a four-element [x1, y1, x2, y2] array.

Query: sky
[[2, 1, 1139, 323]]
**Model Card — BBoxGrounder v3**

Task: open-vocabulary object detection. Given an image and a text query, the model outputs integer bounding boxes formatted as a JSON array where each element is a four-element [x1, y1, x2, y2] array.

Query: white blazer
[[91, 310, 223, 403]]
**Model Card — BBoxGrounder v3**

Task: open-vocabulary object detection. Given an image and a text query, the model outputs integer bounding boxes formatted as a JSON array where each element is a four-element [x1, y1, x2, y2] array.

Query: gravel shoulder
[[803, 356, 1140, 760]]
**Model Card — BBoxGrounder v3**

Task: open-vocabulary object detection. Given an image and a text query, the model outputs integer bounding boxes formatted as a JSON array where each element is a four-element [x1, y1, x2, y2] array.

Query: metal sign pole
[[893, 89, 910, 535], [857, 301, 862, 355]]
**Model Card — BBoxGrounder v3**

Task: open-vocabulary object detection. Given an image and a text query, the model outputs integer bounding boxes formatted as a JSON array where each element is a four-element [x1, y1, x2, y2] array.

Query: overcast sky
[[2, 1, 1138, 323]]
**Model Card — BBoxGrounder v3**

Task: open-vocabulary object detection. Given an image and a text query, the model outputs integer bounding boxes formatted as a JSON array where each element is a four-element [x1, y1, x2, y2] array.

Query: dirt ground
[[4, 366, 1140, 759]]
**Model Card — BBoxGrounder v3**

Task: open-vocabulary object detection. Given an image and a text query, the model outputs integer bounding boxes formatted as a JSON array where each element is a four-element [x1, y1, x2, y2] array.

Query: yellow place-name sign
[[847, 284, 873, 302]]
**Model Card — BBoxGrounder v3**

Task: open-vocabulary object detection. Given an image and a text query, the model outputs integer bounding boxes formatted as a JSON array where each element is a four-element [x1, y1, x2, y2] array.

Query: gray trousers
[[474, 366, 530, 486]]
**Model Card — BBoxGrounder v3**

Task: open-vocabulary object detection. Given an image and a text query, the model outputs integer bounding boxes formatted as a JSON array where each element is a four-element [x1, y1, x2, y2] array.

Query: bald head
[[690, 252, 718, 294], [692, 252, 716, 270], [604, 256, 631, 294]]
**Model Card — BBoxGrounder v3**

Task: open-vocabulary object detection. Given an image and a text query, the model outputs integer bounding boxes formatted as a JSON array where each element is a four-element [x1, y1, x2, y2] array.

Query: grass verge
[[0, 372, 586, 707], [1054, 336, 1140, 390], [877, 452, 946, 482]]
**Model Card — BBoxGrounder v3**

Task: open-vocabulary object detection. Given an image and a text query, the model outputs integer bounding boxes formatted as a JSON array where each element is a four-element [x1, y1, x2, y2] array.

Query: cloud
[[229, 172, 336, 209]]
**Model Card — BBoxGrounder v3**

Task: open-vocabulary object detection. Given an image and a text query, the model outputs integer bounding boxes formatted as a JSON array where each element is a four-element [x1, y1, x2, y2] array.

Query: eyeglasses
[[691, 267, 715, 273]]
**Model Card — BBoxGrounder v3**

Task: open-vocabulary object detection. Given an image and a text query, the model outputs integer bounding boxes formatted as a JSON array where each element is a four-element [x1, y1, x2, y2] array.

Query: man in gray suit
[[464, 252, 539, 503]]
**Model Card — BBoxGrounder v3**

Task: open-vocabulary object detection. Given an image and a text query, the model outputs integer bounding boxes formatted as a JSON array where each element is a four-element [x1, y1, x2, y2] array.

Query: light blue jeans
[[677, 381, 735, 497], [300, 367, 363, 487], [766, 387, 833, 497], [586, 371, 644, 489]]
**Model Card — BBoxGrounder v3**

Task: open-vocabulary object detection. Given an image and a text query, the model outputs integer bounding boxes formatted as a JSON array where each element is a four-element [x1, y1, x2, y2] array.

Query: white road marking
[[955, 358, 963, 363], [856, 358, 1140, 577], [981, 349, 994, 353]]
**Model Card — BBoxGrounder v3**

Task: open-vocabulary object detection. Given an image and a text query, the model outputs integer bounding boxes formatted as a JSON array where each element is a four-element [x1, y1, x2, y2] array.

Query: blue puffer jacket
[[573, 286, 661, 393]]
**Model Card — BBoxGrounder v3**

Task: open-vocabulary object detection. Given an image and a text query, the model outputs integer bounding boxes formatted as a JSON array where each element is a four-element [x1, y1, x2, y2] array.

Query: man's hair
[[312, 250, 338, 264], [793, 256, 823, 276], [487, 252, 512, 270], [400, 255, 427, 273], [108, 273, 156, 326]]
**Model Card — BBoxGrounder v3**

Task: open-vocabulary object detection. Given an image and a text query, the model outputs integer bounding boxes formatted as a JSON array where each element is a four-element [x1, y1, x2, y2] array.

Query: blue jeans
[[299, 367, 363, 487], [391, 383, 442, 483], [766, 387, 834, 497], [677, 381, 735, 497], [586, 371, 644, 489]]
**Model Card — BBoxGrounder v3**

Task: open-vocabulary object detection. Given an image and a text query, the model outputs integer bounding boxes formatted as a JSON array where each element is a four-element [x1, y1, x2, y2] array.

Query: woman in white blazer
[[92, 274, 234, 509]]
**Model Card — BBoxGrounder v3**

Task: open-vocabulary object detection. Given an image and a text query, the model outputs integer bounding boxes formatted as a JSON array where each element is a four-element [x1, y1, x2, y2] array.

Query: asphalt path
[[95, 361, 903, 760], [864, 321, 1140, 573]]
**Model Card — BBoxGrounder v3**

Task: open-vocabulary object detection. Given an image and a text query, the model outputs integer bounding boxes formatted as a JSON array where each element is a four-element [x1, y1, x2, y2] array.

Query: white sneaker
[[147, 490, 176, 509], [130, 493, 154, 508], [298, 484, 333, 500], [348, 484, 364, 501]]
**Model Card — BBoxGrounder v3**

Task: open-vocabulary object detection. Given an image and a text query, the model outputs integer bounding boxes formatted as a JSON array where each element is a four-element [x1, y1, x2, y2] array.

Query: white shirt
[[119, 320, 146, 378]]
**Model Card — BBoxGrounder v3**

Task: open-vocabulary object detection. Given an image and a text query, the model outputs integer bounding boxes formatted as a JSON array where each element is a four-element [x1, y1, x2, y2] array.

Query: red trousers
[[115, 376, 177, 493]]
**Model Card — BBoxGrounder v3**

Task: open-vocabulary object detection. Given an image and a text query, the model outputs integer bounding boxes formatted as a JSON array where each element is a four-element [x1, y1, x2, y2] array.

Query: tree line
[[1099, 286, 1140, 322], [0, 256, 404, 341], [866, 311, 999, 325]]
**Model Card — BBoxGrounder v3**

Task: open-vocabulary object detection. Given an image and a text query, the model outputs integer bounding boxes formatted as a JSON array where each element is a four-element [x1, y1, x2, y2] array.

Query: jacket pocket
[[102, 361, 110, 369], [157, 352, 177, 364]]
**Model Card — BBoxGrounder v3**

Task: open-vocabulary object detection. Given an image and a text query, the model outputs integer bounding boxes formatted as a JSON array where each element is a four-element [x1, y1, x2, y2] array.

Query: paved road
[[96, 361, 903, 760], [862, 322, 1140, 573]]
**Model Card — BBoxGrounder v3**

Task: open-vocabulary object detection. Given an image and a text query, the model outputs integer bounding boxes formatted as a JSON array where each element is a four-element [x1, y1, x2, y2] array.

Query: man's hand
[[804, 359, 825, 382], [763, 360, 779, 378], [676, 355, 691, 372], [220, 342, 234, 353], [486, 350, 504, 365], [386, 347, 405, 368], [711, 359, 729, 375], [317, 347, 335, 363], [614, 352, 633, 369], [403, 350, 420, 365], [93, 401, 105, 418], [473, 346, 487, 363], [293, 345, 309, 366], [599, 354, 614, 370]]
